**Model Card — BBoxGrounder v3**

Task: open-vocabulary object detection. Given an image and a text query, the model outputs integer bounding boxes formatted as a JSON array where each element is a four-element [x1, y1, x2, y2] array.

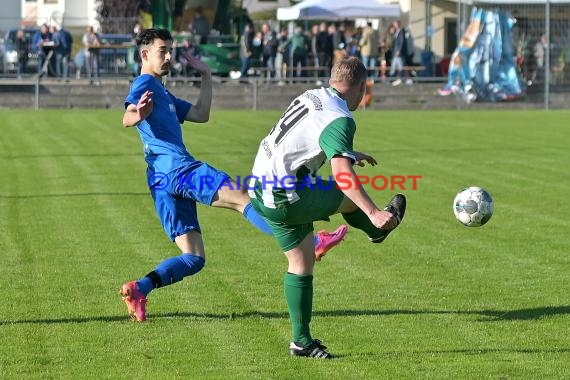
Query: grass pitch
[[0, 109, 568, 379]]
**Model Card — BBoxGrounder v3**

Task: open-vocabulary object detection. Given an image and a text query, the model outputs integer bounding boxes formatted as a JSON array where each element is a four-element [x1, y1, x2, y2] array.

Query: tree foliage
[[95, 0, 150, 33], [96, 0, 150, 18]]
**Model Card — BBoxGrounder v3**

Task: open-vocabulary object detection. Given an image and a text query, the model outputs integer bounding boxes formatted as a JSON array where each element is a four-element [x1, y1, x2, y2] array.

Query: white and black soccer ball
[[453, 186, 494, 227]]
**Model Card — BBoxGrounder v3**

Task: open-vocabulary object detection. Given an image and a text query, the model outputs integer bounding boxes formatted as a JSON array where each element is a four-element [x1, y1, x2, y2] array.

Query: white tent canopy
[[470, 0, 570, 3], [276, 0, 401, 21]]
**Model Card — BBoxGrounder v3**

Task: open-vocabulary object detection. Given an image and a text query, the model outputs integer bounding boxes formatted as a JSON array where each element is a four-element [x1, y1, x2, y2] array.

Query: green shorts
[[250, 181, 344, 251]]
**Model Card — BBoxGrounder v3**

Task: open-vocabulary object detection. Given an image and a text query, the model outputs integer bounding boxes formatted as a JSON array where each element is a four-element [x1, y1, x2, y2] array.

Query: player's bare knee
[[175, 231, 206, 257]]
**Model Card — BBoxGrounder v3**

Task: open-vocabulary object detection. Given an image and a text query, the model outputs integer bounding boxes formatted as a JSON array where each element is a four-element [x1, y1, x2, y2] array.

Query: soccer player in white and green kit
[[249, 57, 406, 358]]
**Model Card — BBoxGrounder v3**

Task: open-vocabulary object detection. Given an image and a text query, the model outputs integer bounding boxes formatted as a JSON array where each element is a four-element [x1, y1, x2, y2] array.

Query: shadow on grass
[[1, 152, 140, 159], [364, 347, 570, 358], [315, 306, 570, 322], [0, 192, 148, 199], [1, 305, 568, 325]]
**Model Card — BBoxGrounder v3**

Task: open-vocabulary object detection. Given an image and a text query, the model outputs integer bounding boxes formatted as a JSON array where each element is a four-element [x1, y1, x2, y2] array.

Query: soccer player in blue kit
[[120, 29, 347, 322]]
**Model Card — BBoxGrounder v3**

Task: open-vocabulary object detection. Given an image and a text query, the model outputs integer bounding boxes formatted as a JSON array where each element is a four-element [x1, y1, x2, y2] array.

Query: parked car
[[0, 27, 40, 74], [172, 34, 249, 77], [198, 35, 242, 76]]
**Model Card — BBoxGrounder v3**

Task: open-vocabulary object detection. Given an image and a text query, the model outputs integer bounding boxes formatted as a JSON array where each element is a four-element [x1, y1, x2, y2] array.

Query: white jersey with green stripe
[[250, 87, 357, 208]]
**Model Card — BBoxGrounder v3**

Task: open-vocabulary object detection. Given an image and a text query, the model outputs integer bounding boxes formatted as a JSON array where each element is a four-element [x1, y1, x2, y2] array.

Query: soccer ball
[[453, 186, 494, 227]]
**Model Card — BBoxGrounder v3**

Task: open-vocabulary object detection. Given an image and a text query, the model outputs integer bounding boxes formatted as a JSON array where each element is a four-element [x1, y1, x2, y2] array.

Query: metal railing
[[2, 7, 570, 110]]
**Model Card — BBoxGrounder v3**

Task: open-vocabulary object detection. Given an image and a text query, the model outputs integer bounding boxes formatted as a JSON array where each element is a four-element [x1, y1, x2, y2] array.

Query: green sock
[[284, 272, 313, 346], [342, 208, 384, 240]]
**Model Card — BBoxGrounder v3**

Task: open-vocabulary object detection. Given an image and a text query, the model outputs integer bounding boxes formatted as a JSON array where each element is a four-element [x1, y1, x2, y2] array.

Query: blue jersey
[[125, 74, 195, 175]]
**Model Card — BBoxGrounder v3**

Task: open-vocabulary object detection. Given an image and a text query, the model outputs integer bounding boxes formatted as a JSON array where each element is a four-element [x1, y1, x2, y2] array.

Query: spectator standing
[[316, 22, 333, 78], [532, 34, 547, 82], [403, 25, 415, 67], [190, 6, 210, 44], [347, 27, 361, 59], [15, 29, 29, 79], [53, 25, 73, 80], [379, 24, 395, 81], [132, 23, 142, 77], [382, 24, 395, 66], [287, 25, 310, 79], [239, 22, 254, 80], [333, 24, 346, 50], [275, 27, 289, 85], [261, 23, 278, 79], [401, 24, 415, 84], [47, 26, 59, 75], [252, 31, 263, 63], [359, 22, 379, 78], [310, 24, 319, 80], [82, 26, 101, 84], [389, 20, 405, 85], [330, 24, 347, 65], [32, 24, 53, 76], [534, 34, 546, 69]]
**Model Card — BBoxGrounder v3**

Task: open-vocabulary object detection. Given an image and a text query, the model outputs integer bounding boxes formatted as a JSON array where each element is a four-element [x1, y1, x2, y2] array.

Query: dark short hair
[[135, 28, 173, 47]]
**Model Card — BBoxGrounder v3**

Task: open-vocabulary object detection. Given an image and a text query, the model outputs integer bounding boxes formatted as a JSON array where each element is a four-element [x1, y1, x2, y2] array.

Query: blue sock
[[243, 203, 273, 235], [137, 253, 205, 296], [136, 277, 154, 296]]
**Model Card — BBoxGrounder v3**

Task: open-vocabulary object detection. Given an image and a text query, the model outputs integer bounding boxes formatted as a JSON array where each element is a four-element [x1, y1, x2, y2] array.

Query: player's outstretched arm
[[331, 156, 396, 230], [123, 90, 153, 128], [185, 56, 212, 123]]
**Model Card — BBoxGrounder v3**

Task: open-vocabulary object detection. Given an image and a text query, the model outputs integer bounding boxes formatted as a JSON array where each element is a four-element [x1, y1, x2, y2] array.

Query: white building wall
[[34, 0, 64, 25], [0, 0, 21, 32], [16, 0, 98, 29], [410, 0, 456, 61], [63, 0, 99, 29]]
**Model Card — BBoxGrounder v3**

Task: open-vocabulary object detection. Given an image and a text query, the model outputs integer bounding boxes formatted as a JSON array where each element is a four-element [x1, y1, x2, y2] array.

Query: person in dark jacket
[[53, 25, 73, 80], [15, 29, 29, 78], [32, 24, 53, 76], [261, 23, 278, 79], [285, 26, 310, 78]]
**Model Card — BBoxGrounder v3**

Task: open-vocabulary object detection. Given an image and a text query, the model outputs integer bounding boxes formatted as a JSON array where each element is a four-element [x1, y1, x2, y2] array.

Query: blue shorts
[[148, 162, 230, 241]]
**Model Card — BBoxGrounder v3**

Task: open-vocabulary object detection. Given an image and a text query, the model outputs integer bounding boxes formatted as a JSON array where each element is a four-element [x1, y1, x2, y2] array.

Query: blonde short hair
[[330, 57, 367, 87]]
